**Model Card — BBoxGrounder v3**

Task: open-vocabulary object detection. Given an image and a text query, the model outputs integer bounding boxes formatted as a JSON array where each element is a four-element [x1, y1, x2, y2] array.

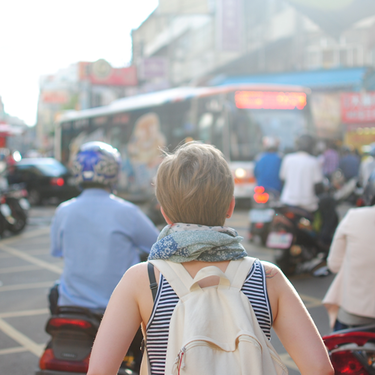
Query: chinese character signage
[[79, 60, 138, 87], [341, 92, 375, 123], [138, 57, 169, 80], [216, 0, 242, 52]]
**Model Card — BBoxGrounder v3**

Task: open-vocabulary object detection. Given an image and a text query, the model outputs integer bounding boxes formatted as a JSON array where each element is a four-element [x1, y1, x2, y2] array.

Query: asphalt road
[[0, 204, 345, 375]]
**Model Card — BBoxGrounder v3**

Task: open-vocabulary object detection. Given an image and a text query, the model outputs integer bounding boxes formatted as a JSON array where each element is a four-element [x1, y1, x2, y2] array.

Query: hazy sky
[[0, 0, 159, 126]]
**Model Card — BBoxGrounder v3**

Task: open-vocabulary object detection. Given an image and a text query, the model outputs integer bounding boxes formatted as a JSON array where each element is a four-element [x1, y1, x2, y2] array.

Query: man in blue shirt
[[254, 136, 282, 193], [339, 146, 360, 181], [49, 142, 159, 312]]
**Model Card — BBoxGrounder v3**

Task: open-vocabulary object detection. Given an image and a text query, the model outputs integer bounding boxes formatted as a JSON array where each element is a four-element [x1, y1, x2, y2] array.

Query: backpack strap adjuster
[[147, 262, 158, 302]]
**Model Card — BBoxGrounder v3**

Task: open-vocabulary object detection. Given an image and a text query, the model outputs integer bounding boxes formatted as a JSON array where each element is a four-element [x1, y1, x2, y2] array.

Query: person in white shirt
[[280, 134, 323, 212]]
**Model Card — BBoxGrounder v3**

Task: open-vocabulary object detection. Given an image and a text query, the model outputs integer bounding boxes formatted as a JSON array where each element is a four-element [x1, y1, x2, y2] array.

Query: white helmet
[[262, 136, 279, 151]]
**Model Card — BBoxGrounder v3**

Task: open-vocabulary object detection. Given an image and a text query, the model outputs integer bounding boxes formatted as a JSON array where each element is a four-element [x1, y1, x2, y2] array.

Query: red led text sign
[[341, 92, 375, 123], [235, 91, 307, 110]]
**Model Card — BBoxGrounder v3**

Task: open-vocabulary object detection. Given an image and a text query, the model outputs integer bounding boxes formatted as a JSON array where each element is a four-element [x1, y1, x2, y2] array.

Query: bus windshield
[[230, 109, 309, 161]]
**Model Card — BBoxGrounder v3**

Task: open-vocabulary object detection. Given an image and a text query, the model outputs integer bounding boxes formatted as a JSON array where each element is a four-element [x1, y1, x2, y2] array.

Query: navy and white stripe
[[146, 259, 272, 375]]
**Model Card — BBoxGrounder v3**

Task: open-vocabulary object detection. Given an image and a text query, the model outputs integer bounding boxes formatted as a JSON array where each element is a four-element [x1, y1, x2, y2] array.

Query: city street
[[0, 204, 337, 375]]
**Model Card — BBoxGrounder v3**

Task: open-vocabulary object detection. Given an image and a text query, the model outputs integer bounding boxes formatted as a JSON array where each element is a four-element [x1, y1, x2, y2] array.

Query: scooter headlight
[[235, 168, 246, 178]]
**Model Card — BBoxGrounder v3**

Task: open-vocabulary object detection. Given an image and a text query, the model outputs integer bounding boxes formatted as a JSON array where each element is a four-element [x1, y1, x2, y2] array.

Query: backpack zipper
[[175, 346, 186, 374]]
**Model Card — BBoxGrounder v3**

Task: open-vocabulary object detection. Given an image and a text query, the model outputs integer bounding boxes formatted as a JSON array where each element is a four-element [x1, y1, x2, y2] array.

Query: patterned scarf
[[148, 223, 248, 263]]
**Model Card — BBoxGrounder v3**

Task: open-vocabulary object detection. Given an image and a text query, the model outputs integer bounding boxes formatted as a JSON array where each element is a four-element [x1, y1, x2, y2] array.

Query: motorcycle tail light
[[324, 332, 375, 375], [39, 348, 89, 373], [356, 198, 365, 207], [285, 212, 295, 219], [48, 317, 92, 329], [0, 196, 6, 204], [324, 332, 375, 350], [50, 177, 65, 186], [21, 189, 28, 197], [255, 223, 264, 228], [253, 186, 269, 204], [330, 350, 367, 375]]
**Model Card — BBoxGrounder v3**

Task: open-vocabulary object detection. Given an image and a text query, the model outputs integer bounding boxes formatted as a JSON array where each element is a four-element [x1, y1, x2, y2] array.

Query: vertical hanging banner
[[216, 0, 242, 52]]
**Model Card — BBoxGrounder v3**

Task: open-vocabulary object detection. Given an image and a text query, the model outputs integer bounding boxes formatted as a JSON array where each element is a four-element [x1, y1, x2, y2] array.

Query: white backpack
[[141, 257, 288, 375]]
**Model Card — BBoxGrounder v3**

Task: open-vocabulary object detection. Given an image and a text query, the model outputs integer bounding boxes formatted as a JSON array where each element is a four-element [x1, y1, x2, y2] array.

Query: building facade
[[131, 0, 375, 141]]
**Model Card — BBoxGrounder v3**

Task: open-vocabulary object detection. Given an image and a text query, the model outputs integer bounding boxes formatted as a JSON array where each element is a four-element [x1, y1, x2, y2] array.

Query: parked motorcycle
[[265, 200, 337, 275], [36, 306, 142, 375], [248, 186, 279, 245], [323, 324, 375, 375], [0, 183, 29, 235]]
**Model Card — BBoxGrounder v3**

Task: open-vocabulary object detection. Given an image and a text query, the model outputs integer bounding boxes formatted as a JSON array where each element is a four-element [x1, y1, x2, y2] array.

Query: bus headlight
[[235, 168, 246, 178]]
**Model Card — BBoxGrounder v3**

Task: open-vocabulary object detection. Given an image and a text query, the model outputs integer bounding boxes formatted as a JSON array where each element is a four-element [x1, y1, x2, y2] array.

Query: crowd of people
[[254, 135, 375, 333], [45, 136, 375, 375]]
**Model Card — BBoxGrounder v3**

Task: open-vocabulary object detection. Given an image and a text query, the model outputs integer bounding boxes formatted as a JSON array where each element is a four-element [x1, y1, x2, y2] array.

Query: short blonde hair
[[156, 142, 234, 226]]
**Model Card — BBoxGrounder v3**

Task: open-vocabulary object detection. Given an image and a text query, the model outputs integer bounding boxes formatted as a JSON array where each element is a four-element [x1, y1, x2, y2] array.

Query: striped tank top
[[146, 259, 273, 375]]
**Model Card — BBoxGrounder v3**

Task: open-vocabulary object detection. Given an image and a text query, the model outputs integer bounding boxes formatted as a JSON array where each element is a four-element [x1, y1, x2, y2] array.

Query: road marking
[[0, 227, 50, 245], [0, 308, 49, 318], [0, 281, 52, 292], [0, 265, 41, 274], [0, 243, 62, 275], [300, 293, 322, 308], [0, 346, 29, 355], [0, 317, 43, 357], [279, 353, 299, 371]]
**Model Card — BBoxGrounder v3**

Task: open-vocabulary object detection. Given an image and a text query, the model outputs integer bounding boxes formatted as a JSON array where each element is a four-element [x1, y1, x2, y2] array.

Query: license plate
[[249, 209, 275, 223], [19, 198, 30, 210], [266, 232, 293, 249], [0, 204, 11, 217]]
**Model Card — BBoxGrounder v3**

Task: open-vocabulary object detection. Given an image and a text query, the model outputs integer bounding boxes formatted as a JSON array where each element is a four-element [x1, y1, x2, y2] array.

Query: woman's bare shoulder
[[116, 262, 149, 292], [260, 260, 282, 280]]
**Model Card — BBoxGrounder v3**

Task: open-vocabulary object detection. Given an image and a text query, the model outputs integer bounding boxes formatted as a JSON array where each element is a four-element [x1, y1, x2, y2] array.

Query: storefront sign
[[79, 60, 138, 86], [216, 0, 242, 52], [341, 92, 375, 123], [138, 57, 168, 80]]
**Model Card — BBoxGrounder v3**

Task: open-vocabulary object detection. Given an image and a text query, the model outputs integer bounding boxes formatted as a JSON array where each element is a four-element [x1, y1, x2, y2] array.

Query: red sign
[[235, 91, 307, 110], [41, 91, 69, 104], [341, 92, 375, 123], [79, 61, 138, 87]]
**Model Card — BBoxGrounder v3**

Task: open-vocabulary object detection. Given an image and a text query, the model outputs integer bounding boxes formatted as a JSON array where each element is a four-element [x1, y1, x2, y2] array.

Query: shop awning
[[211, 68, 373, 91]]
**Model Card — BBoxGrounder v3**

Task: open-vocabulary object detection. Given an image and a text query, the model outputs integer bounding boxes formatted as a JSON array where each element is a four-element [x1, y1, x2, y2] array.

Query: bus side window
[[213, 116, 225, 152], [230, 110, 261, 161], [198, 113, 214, 144]]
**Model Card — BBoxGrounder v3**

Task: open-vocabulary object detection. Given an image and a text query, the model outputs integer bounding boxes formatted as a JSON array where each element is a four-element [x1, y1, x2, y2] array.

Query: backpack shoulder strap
[[225, 257, 256, 289], [147, 262, 158, 302], [149, 259, 192, 298]]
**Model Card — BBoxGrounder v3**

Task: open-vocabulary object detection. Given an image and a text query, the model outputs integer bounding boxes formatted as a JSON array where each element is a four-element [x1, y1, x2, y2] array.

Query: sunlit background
[[1, 0, 375, 155], [0, 0, 158, 125]]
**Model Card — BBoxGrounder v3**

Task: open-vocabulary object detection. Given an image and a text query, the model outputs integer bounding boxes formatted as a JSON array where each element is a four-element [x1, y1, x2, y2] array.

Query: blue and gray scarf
[[148, 223, 248, 263]]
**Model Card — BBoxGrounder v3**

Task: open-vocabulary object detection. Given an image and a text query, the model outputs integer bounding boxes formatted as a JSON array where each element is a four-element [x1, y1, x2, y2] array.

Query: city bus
[[56, 84, 314, 201]]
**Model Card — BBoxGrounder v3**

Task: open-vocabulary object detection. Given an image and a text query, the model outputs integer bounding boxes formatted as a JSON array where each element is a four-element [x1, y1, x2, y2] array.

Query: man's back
[[339, 154, 360, 180], [50, 188, 158, 309], [254, 152, 282, 192], [280, 152, 323, 211]]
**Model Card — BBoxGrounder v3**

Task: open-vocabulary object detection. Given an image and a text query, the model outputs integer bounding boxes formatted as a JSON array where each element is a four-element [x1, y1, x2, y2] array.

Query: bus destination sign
[[235, 91, 307, 110]]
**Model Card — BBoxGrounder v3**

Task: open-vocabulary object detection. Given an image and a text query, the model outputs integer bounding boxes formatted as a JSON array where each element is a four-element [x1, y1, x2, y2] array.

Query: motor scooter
[[0, 182, 29, 235], [323, 324, 375, 374], [248, 186, 279, 245], [35, 306, 142, 375], [265, 205, 328, 275]]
